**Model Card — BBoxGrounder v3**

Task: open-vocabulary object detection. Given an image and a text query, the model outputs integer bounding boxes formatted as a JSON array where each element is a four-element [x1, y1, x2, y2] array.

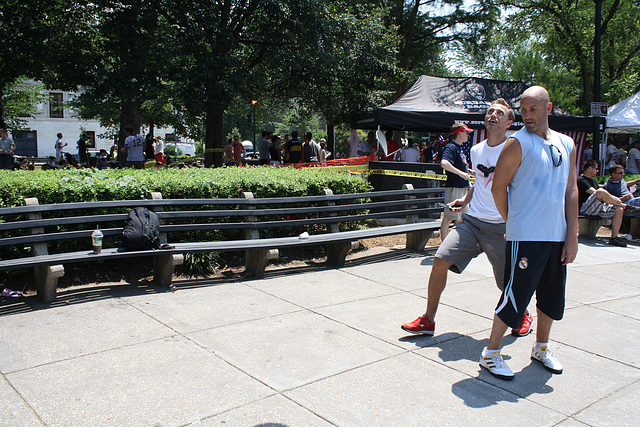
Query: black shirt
[[442, 142, 470, 188], [577, 175, 598, 207]]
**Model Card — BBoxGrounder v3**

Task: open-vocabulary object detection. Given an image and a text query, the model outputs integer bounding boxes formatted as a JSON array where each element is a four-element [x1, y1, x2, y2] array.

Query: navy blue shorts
[[495, 241, 566, 328]]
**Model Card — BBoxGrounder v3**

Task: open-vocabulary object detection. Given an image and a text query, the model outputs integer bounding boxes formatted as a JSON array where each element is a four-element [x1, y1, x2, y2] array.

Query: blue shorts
[[495, 241, 566, 328]]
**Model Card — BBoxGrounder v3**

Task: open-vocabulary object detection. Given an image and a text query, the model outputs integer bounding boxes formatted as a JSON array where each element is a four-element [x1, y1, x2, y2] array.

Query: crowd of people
[[222, 131, 333, 166], [354, 130, 447, 164]]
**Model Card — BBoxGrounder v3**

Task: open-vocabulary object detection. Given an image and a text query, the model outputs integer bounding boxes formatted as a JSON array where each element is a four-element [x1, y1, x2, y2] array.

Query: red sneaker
[[401, 315, 435, 335], [511, 312, 533, 337]]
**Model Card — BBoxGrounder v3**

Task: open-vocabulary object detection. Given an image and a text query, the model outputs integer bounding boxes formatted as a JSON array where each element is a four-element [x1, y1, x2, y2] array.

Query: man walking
[[402, 99, 532, 338], [0, 128, 16, 170], [258, 130, 271, 165], [302, 132, 320, 163], [55, 133, 67, 163], [77, 133, 89, 166], [480, 86, 578, 380]]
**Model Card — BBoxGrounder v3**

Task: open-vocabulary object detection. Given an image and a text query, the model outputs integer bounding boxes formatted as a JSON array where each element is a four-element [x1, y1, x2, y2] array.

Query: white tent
[[607, 91, 640, 133]]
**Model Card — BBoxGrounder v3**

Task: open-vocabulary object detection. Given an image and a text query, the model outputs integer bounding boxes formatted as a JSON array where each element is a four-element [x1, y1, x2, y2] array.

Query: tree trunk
[[204, 104, 224, 167], [0, 85, 5, 129], [327, 124, 335, 160]]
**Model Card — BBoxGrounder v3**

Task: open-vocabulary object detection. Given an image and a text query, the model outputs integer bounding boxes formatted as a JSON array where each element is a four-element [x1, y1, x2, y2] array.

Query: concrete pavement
[[1, 237, 639, 426]]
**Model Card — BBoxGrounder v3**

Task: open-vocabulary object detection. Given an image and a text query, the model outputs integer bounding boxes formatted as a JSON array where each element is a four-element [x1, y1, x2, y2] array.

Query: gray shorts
[[443, 187, 469, 220], [580, 192, 616, 219], [435, 214, 506, 290]]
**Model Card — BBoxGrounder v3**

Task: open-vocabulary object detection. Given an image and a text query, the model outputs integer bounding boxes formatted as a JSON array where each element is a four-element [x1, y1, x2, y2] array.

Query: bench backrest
[[0, 188, 444, 254]]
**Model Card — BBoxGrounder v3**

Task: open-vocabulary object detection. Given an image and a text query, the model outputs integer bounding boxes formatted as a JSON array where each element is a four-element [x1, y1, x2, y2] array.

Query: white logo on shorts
[[518, 257, 528, 269]]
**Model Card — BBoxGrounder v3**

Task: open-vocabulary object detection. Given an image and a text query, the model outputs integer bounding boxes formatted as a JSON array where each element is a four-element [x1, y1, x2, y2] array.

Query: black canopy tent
[[352, 75, 595, 133]]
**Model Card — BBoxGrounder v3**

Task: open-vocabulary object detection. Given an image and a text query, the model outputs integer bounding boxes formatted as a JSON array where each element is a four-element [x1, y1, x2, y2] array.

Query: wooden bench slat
[[0, 220, 441, 270]]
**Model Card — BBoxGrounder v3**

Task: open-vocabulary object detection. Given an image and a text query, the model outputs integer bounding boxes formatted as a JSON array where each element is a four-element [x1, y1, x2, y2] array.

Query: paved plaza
[[1, 237, 639, 426]]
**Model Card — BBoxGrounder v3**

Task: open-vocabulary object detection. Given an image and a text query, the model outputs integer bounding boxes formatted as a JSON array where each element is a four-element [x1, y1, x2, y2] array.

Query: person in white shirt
[[399, 138, 421, 162], [626, 139, 640, 174], [121, 125, 146, 169], [605, 137, 619, 169], [55, 133, 67, 163], [153, 137, 165, 167]]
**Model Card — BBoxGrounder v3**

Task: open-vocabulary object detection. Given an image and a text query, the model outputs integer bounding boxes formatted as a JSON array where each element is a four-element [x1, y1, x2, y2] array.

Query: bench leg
[[326, 241, 352, 267], [245, 249, 270, 279], [579, 218, 601, 239], [34, 265, 65, 303], [153, 253, 184, 288], [406, 230, 434, 252]]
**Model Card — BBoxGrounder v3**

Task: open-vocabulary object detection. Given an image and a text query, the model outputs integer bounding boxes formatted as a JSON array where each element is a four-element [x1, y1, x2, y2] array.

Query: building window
[[49, 93, 64, 118], [85, 131, 96, 148]]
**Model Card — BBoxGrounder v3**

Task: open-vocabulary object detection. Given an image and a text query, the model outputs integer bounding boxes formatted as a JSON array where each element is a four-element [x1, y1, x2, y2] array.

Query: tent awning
[[607, 91, 640, 133], [352, 75, 595, 133]]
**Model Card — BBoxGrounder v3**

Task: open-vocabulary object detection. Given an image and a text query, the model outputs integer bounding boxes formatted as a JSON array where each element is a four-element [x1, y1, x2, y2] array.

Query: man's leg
[[401, 257, 451, 336], [535, 308, 553, 343], [531, 308, 563, 374], [425, 257, 453, 321], [610, 207, 624, 239], [479, 314, 514, 380], [487, 314, 509, 350], [440, 218, 452, 241]]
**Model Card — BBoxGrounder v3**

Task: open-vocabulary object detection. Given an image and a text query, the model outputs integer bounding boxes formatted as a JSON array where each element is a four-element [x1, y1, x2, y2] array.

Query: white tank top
[[506, 128, 574, 242], [468, 139, 506, 224]]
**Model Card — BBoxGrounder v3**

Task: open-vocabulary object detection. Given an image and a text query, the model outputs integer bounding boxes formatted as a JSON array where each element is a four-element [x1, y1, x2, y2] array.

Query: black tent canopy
[[352, 75, 595, 132]]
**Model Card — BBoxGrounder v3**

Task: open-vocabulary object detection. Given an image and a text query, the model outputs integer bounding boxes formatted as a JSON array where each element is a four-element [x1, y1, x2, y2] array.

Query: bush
[[0, 167, 372, 206]]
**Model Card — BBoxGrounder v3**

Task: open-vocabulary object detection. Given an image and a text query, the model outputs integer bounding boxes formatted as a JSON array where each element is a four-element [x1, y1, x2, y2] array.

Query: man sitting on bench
[[578, 160, 636, 247]]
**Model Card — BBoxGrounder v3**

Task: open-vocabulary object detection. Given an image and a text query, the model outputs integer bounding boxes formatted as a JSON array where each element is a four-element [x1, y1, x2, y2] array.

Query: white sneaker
[[531, 344, 563, 374], [479, 347, 514, 380]]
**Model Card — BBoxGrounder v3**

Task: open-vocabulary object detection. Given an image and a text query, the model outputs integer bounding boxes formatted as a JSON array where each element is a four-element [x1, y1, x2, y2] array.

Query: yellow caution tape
[[369, 168, 474, 183], [322, 164, 370, 172]]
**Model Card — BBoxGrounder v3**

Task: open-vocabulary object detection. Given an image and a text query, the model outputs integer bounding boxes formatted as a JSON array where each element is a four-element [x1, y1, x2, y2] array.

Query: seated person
[[603, 164, 640, 216], [578, 160, 630, 247], [41, 156, 58, 170], [98, 148, 109, 160], [97, 157, 108, 170]]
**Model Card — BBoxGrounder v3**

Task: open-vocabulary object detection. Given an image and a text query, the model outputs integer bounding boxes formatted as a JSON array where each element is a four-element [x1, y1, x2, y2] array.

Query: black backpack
[[121, 207, 161, 250]]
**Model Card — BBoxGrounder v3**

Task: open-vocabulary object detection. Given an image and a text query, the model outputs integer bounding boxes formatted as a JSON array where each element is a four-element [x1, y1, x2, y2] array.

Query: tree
[[1, 79, 47, 130], [486, 0, 640, 113], [0, 0, 65, 129], [157, 0, 400, 167], [380, 0, 501, 98], [44, 1, 176, 146]]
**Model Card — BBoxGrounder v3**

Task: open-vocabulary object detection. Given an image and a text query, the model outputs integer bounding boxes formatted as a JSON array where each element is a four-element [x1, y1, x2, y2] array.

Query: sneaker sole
[[511, 327, 533, 337], [401, 326, 434, 336], [531, 356, 563, 374], [479, 363, 514, 380]]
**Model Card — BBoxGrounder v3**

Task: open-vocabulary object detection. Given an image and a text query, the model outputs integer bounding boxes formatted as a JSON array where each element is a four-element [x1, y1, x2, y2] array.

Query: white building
[[12, 81, 191, 159]]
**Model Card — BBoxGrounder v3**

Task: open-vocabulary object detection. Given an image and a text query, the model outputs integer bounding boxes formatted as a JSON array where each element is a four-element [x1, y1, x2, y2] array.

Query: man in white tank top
[[479, 86, 579, 381], [402, 99, 534, 337]]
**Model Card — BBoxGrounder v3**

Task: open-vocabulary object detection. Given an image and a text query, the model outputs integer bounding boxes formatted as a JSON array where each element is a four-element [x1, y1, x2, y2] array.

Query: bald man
[[479, 86, 579, 380]]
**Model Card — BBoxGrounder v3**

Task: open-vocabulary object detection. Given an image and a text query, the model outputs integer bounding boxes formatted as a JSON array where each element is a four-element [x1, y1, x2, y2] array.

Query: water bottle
[[91, 226, 103, 254]]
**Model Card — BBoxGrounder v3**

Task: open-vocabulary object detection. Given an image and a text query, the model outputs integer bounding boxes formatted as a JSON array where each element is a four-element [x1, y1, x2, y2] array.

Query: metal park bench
[[0, 184, 443, 302]]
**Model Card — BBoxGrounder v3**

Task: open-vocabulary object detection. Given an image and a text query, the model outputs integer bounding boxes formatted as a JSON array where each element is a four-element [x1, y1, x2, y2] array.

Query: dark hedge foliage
[[0, 167, 372, 206]]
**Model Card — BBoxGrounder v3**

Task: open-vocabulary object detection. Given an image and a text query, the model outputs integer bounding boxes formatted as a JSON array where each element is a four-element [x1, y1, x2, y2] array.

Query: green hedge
[[0, 167, 372, 206]]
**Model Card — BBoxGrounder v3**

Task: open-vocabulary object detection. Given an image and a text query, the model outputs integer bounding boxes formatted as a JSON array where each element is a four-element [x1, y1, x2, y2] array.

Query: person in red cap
[[439, 122, 472, 241]]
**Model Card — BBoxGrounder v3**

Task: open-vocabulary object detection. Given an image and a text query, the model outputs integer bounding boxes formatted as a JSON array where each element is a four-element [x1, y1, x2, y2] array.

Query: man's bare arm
[[491, 137, 521, 222], [563, 144, 580, 265]]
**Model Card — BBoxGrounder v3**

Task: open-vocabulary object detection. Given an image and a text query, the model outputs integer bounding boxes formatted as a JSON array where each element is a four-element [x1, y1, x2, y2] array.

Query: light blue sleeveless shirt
[[506, 128, 574, 242]]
